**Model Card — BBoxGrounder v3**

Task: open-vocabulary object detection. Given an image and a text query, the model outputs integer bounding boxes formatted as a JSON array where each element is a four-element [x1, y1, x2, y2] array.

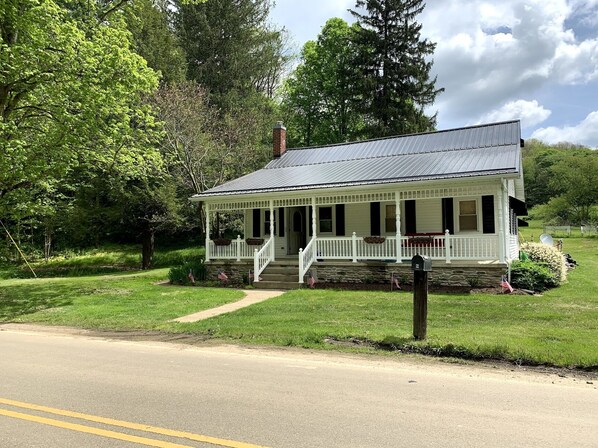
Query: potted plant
[[363, 236, 386, 244]]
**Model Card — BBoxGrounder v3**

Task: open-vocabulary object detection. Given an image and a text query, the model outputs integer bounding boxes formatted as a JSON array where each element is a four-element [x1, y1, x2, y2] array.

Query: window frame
[[318, 206, 333, 234], [457, 199, 479, 232]]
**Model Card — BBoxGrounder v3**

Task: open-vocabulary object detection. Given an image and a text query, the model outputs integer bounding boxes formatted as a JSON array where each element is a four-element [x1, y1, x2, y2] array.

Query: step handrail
[[298, 236, 317, 283], [253, 236, 274, 282]]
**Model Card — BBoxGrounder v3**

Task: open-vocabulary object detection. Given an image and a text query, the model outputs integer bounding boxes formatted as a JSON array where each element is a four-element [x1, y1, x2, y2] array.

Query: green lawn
[[0, 269, 243, 329], [1, 235, 596, 369]]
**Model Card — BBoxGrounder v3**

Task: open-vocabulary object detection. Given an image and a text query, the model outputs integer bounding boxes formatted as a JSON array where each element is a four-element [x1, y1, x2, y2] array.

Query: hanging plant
[[363, 236, 386, 244], [245, 238, 264, 246], [213, 238, 232, 246]]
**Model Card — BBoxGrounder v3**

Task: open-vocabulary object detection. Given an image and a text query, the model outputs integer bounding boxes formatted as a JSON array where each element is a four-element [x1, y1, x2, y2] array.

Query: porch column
[[497, 182, 506, 263], [311, 197, 317, 238], [395, 195, 402, 263], [269, 200, 275, 261], [205, 202, 210, 262]]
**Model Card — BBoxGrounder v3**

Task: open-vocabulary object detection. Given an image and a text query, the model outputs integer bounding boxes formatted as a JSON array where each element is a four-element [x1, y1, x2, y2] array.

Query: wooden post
[[351, 232, 357, 263], [413, 271, 428, 340], [236, 235, 241, 262]]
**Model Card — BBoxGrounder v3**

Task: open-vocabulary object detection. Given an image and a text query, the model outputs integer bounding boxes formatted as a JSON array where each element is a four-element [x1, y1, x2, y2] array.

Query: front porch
[[203, 182, 520, 287]]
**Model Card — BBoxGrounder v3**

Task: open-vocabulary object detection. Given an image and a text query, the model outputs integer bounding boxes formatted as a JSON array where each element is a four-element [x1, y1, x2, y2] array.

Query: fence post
[[445, 229, 451, 264], [253, 248, 259, 283], [236, 235, 241, 262], [298, 248, 304, 283], [351, 232, 357, 263]]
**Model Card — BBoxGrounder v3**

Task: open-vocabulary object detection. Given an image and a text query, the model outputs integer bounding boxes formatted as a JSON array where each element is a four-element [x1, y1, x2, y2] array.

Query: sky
[[270, 0, 598, 148]]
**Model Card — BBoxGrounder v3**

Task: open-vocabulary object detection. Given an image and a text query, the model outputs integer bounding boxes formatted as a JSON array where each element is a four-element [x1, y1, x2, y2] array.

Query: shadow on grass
[[0, 283, 74, 321]]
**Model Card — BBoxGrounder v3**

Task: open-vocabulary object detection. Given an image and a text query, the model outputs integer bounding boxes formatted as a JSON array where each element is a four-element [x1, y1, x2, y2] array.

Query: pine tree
[[350, 0, 443, 137], [175, 0, 288, 102]]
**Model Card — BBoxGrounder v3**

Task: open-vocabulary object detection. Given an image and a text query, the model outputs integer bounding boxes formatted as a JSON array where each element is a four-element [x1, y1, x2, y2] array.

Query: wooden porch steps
[[255, 261, 301, 290]]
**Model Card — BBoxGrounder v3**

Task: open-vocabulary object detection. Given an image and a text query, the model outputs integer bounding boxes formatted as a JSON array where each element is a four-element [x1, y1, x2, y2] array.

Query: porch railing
[[253, 236, 274, 282], [316, 232, 500, 262], [209, 236, 265, 261], [508, 234, 519, 260], [298, 236, 317, 283]]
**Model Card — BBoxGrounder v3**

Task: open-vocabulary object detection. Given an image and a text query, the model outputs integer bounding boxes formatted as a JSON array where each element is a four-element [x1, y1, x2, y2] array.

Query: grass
[[0, 245, 204, 279], [0, 269, 243, 329], [1, 229, 596, 369]]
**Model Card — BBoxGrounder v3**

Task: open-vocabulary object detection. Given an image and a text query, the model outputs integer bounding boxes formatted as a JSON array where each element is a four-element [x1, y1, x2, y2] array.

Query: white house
[[191, 120, 527, 289]]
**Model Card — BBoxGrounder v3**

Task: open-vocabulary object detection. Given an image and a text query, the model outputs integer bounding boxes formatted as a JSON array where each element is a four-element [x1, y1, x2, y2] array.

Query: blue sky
[[271, 0, 598, 147]]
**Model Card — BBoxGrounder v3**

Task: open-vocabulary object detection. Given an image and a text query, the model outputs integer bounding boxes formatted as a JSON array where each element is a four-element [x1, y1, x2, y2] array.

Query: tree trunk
[[141, 229, 155, 270], [44, 226, 52, 261]]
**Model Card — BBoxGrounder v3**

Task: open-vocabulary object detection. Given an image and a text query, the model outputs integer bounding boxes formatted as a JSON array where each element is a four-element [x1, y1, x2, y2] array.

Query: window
[[319, 207, 333, 233], [385, 204, 396, 233], [264, 210, 276, 235], [459, 200, 478, 231]]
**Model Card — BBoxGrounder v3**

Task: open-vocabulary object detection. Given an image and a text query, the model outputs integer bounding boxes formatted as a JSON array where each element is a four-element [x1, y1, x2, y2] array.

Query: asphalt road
[[0, 325, 596, 448]]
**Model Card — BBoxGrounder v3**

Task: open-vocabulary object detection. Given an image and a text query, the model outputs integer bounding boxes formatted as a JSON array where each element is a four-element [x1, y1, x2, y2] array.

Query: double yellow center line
[[0, 397, 269, 448]]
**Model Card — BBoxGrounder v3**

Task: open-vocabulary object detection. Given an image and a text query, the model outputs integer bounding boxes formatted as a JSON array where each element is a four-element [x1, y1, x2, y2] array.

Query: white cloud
[[477, 100, 551, 128], [531, 111, 598, 146], [421, 0, 598, 125]]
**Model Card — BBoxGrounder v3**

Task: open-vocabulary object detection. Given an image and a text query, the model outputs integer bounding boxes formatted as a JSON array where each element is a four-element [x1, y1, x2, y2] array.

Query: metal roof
[[194, 121, 522, 199]]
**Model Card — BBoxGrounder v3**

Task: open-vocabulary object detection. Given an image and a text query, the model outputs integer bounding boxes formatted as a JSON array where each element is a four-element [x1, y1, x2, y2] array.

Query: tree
[[176, 0, 289, 103], [548, 153, 598, 224], [281, 18, 363, 147], [125, 0, 187, 85], [150, 82, 273, 238], [350, 0, 443, 137], [0, 0, 162, 220]]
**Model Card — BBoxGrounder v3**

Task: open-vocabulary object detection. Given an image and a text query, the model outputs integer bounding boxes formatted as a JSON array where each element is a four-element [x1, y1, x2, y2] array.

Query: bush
[[168, 258, 207, 285], [510, 260, 560, 291], [519, 242, 567, 284]]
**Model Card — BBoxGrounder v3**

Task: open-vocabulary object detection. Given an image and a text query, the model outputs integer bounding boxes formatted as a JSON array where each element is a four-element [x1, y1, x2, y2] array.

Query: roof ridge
[[285, 120, 521, 152]]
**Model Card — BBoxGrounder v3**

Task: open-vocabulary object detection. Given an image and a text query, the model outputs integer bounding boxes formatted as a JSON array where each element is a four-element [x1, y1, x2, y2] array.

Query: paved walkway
[[173, 289, 285, 323]]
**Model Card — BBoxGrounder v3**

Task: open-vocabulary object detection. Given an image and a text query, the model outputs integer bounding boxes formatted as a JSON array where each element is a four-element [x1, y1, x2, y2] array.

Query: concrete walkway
[[173, 289, 285, 323]]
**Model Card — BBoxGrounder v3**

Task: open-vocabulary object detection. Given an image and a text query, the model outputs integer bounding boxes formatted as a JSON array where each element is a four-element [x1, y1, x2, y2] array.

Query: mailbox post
[[411, 254, 432, 340]]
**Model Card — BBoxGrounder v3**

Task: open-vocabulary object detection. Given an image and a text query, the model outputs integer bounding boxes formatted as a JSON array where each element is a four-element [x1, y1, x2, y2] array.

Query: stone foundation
[[206, 260, 253, 284], [311, 261, 506, 288], [207, 260, 507, 288]]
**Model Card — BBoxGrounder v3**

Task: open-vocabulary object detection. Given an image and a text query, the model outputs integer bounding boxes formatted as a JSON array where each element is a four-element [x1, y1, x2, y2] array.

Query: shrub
[[510, 260, 560, 291], [519, 242, 567, 284], [168, 258, 207, 285]]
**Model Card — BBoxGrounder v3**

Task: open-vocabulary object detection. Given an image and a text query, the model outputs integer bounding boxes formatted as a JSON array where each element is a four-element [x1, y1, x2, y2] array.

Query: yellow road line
[[0, 397, 270, 448], [0, 408, 194, 448]]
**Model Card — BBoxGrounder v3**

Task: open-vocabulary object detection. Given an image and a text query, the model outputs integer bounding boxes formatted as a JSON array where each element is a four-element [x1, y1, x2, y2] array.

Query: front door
[[288, 208, 306, 255]]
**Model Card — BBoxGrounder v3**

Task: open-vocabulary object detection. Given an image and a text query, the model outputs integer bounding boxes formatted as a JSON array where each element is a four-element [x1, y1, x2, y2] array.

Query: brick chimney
[[273, 121, 286, 158]]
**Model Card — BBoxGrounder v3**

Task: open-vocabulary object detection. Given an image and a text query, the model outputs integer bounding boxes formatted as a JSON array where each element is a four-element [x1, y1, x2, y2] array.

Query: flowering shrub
[[520, 242, 567, 284]]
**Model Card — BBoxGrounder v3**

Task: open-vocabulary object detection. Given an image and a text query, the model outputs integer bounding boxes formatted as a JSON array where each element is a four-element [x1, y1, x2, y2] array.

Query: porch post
[[445, 229, 451, 264], [311, 197, 317, 239], [395, 195, 402, 263], [269, 200, 275, 261], [236, 235, 241, 262], [205, 202, 210, 262], [497, 182, 506, 263]]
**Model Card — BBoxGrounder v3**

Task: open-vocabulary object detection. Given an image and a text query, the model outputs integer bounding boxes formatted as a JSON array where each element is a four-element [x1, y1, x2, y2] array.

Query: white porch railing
[[449, 235, 499, 260], [508, 234, 519, 260], [298, 236, 317, 283], [209, 236, 265, 261], [315, 232, 500, 262], [253, 236, 274, 282]]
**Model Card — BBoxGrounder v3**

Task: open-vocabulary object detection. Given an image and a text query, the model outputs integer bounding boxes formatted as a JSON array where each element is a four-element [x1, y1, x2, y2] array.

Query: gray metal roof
[[194, 121, 522, 199]]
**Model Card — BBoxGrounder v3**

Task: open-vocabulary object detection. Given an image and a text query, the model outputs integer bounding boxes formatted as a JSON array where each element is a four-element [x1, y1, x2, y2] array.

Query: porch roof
[[193, 120, 522, 199]]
